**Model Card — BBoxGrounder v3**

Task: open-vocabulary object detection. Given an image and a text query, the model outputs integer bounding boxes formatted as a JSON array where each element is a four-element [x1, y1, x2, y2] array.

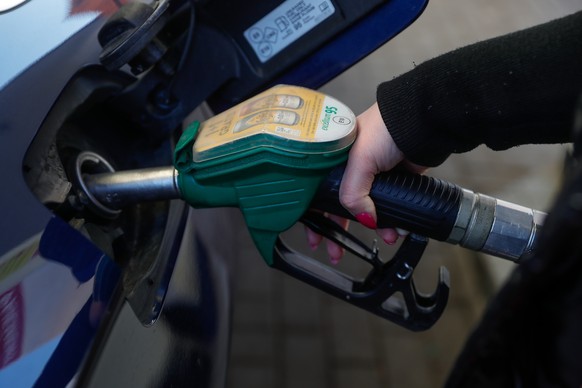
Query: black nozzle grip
[[312, 166, 463, 241]]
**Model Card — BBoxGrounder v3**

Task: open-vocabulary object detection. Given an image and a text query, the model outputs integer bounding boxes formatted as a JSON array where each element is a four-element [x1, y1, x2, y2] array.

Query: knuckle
[[339, 192, 361, 212]]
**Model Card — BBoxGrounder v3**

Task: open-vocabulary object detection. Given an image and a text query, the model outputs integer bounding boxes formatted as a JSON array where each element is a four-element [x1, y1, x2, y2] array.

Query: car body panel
[[0, 0, 428, 386]]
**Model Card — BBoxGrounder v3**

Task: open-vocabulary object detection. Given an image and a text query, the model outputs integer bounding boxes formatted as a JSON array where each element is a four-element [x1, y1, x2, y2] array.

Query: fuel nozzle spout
[[447, 189, 546, 262], [82, 165, 181, 210], [71, 151, 181, 218]]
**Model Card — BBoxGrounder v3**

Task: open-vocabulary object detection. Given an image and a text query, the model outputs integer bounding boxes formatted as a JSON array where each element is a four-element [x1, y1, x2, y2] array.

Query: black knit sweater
[[377, 11, 582, 167]]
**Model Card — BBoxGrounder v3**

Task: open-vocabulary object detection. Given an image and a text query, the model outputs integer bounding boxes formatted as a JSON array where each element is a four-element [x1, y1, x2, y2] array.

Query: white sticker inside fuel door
[[244, 0, 335, 63]]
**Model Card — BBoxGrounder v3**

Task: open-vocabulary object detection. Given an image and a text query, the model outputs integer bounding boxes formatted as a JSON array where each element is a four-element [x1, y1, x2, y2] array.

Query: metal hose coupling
[[447, 189, 546, 262]]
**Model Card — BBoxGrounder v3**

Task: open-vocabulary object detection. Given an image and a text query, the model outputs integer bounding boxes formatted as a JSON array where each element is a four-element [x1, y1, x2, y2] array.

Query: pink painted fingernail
[[383, 238, 396, 245], [379, 229, 398, 245], [355, 212, 377, 229]]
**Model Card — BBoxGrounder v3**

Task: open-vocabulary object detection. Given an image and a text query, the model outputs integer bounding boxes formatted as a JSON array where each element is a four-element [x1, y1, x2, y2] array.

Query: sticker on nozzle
[[192, 85, 356, 162]]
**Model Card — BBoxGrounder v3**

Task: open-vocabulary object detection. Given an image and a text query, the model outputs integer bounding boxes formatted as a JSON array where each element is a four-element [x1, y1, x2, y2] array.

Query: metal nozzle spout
[[81, 166, 181, 211]]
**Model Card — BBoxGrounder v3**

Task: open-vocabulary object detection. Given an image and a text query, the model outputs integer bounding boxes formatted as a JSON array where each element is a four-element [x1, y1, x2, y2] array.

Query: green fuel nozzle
[[77, 85, 546, 331], [175, 140, 344, 264], [80, 85, 357, 264], [172, 85, 357, 263]]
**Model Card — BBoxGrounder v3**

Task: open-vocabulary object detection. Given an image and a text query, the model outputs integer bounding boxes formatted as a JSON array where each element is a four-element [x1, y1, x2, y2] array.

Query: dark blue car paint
[[274, 0, 428, 91]]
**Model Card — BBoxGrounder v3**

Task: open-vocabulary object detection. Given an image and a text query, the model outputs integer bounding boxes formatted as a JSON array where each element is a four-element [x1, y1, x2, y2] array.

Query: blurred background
[[226, 1, 582, 387]]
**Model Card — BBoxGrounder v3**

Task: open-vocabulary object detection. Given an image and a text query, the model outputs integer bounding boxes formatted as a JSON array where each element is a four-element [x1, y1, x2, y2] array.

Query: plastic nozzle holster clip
[[173, 121, 351, 264]]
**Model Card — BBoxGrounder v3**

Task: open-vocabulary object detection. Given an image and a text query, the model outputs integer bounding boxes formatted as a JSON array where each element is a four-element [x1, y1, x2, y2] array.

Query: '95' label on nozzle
[[244, 0, 335, 63]]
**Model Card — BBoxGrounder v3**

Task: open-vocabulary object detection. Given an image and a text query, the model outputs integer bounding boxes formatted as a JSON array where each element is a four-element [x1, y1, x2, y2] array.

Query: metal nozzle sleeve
[[81, 166, 181, 210], [447, 189, 546, 262]]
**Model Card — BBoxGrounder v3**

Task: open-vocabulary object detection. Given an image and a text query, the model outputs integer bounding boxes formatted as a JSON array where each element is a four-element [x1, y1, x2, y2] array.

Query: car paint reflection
[[0, 217, 119, 387]]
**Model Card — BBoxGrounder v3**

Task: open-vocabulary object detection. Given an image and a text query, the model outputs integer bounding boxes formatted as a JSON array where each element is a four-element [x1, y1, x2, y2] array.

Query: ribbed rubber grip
[[311, 166, 463, 241]]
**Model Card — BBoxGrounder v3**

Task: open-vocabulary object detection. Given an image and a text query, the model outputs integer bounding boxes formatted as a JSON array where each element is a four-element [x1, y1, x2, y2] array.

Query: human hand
[[306, 102, 426, 263]]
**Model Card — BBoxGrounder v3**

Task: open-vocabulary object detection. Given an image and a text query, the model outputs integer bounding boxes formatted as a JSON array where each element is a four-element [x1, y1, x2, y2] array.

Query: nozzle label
[[244, 0, 335, 63], [192, 85, 356, 162]]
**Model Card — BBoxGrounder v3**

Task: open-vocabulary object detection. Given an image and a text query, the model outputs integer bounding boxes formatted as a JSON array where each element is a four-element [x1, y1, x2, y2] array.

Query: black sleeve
[[376, 11, 582, 167]]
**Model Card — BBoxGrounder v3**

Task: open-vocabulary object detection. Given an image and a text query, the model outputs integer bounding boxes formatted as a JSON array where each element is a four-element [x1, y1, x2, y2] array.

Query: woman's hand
[[306, 102, 426, 263], [340, 102, 410, 244]]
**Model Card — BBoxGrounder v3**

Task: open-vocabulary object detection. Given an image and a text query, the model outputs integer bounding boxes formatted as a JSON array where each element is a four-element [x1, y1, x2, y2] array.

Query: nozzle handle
[[313, 166, 463, 241], [312, 166, 545, 262]]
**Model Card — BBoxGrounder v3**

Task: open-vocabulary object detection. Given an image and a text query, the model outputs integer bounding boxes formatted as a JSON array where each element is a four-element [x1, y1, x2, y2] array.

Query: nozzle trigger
[[272, 211, 450, 331]]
